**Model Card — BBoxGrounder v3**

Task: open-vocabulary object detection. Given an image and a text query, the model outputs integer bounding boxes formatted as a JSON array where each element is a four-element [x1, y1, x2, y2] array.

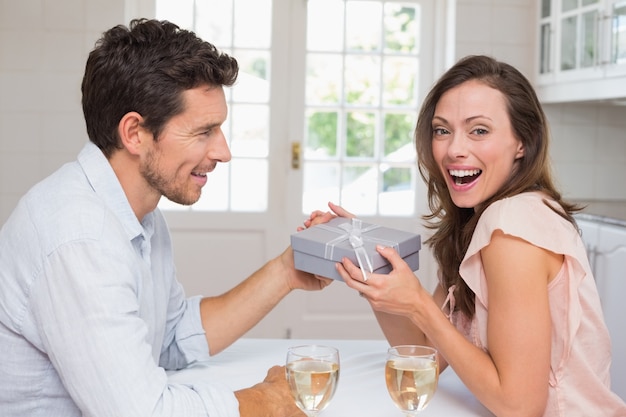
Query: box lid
[[291, 217, 420, 270]]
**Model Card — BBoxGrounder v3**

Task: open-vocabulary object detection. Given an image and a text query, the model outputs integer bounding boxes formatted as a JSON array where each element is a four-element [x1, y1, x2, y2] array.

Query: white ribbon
[[318, 218, 397, 282]]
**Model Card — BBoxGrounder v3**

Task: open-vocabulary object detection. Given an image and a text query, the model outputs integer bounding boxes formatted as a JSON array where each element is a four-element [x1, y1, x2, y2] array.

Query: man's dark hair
[[81, 18, 239, 157]]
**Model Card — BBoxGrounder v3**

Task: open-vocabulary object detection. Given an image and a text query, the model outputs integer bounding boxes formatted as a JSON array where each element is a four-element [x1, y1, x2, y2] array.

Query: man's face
[[140, 86, 231, 206]]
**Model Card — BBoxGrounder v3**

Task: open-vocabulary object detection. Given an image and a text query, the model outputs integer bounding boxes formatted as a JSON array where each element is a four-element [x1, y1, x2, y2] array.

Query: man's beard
[[141, 148, 200, 206]]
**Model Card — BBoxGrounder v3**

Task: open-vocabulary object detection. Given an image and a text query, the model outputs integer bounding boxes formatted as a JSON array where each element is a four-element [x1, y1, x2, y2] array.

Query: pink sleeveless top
[[445, 192, 626, 416]]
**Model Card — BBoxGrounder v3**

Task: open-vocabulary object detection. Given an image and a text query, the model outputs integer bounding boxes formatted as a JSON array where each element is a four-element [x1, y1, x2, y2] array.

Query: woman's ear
[[515, 140, 525, 159], [118, 112, 148, 156]]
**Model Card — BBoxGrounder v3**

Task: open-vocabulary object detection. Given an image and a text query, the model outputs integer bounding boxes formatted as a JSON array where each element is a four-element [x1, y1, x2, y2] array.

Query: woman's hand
[[336, 244, 426, 317]]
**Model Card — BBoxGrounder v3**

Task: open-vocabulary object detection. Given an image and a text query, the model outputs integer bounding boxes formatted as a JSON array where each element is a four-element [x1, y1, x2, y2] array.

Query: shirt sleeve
[[29, 239, 240, 417], [159, 294, 213, 369]]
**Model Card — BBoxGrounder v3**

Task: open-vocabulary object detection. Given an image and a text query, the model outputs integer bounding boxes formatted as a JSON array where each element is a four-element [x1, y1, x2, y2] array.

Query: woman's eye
[[433, 127, 449, 136], [472, 128, 488, 135]]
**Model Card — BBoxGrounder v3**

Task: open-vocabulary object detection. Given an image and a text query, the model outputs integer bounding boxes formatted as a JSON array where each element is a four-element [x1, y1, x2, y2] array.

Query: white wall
[[0, 0, 154, 224]]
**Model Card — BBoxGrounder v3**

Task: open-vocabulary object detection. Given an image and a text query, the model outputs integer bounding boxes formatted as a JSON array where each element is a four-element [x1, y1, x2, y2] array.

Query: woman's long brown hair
[[415, 55, 582, 318]]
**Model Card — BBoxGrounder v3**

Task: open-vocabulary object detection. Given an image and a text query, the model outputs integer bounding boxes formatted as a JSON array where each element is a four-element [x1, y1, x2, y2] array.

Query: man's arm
[[199, 246, 331, 355]]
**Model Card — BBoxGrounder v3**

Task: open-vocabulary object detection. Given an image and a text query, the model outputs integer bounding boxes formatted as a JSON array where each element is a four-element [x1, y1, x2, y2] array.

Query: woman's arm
[[338, 230, 560, 417]]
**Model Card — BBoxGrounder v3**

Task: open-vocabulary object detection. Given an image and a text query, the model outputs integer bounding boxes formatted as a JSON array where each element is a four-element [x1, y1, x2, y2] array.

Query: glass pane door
[[156, 0, 432, 219], [156, 0, 271, 212], [302, 0, 424, 217]]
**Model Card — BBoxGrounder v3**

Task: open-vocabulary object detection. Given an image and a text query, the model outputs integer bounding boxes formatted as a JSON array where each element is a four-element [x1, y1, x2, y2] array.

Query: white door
[[156, 0, 439, 339]]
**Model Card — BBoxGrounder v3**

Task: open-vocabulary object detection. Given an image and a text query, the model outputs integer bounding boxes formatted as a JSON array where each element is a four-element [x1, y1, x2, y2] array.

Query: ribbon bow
[[318, 218, 397, 282], [339, 218, 373, 282]]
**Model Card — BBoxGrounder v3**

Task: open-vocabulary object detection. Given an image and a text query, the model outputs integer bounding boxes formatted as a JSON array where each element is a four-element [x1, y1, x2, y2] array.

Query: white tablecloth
[[168, 338, 494, 416]]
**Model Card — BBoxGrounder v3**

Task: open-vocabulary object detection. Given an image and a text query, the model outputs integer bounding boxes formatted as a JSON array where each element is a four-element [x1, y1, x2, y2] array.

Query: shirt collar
[[77, 142, 152, 242]]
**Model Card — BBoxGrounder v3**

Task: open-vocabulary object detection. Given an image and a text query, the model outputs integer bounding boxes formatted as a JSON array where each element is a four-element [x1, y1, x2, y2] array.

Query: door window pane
[[233, 0, 271, 48], [385, 3, 419, 53], [302, 162, 341, 210], [306, 54, 343, 105], [346, 1, 382, 51], [307, 0, 344, 52], [230, 159, 268, 211], [346, 111, 376, 158], [383, 112, 414, 157], [302, 0, 422, 216], [156, 0, 270, 212], [383, 57, 419, 106], [345, 56, 381, 105], [306, 110, 338, 157]]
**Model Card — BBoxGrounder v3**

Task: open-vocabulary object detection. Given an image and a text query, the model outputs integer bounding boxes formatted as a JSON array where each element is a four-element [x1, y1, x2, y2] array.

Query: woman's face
[[431, 79, 524, 210]]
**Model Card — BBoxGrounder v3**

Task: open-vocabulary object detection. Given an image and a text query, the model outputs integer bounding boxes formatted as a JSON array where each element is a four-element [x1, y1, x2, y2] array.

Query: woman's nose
[[447, 133, 469, 159]]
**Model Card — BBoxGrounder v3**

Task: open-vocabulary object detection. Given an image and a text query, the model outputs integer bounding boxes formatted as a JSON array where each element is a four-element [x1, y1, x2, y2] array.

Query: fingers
[[336, 258, 370, 289], [375, 245, 405, 269], [265, 365, 287, 382], [328, 202, 355, 218], [297, 202, 355, 232], [315, 276, 334, 290], [297, 209, 337, 232], [309, 211, 335, 227]]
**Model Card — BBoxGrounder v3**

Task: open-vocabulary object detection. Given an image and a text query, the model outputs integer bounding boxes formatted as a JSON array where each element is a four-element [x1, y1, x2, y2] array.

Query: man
[[0, 18, 330, 417]]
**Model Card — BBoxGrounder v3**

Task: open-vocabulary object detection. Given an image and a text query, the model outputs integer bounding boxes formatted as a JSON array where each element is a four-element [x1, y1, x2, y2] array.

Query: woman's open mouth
[[449, 169, 481, 186]]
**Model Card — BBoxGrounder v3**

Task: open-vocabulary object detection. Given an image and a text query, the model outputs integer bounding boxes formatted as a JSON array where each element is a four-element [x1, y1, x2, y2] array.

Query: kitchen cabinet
[[577, 215, 626, 400], [536, 0, 626, 103]]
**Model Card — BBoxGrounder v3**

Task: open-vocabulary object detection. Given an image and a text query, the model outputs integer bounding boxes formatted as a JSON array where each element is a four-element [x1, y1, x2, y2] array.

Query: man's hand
[[236, 365, 305, 417]]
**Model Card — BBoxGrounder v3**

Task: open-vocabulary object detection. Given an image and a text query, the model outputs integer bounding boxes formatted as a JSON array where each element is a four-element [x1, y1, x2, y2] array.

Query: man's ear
[[118, 112, 148, 156]]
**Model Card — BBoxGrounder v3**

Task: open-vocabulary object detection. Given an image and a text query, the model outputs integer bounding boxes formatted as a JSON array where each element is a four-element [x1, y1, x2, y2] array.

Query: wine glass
[[385, 345, 439, 416], [285, 345, 340, 416]]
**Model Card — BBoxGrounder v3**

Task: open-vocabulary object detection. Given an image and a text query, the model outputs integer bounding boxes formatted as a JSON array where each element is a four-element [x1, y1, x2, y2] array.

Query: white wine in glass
[[286, 345, 340, 417], [385, 345, 439, 416]]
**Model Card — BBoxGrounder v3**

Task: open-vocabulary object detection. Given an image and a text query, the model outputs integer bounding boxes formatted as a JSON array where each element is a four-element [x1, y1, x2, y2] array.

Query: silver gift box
[[291, 217, 421, 281]]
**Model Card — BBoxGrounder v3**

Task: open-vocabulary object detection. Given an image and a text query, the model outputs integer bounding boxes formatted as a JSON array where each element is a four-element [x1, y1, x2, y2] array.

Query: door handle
[[291, 141, 301, 169]]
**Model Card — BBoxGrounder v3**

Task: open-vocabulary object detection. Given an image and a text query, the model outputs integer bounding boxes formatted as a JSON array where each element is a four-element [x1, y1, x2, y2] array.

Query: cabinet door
[[577, 218, 600, 274], [606, 0, 626, 75], [596, 223, 626, 400], [535, 0, 626, 102]]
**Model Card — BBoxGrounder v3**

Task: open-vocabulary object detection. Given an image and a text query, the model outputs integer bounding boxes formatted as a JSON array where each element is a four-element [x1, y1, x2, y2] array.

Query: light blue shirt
[[0, 142, 239, 416]]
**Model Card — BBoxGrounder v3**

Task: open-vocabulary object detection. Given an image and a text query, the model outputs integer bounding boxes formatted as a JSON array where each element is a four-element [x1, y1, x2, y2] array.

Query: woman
[[306, 55, 626, 416]]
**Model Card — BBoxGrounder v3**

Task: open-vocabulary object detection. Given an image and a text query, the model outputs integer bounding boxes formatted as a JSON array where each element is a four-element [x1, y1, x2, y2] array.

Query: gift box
[[291, 217, 421, 281]]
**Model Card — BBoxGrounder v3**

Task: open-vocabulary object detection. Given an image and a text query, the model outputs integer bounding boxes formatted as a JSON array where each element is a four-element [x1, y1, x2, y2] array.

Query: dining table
[[168, 338, 494, 416]]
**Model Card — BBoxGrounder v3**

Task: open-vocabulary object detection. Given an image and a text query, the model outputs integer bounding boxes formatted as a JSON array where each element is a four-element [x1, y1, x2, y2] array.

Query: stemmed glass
[[385, 345, 439, 416], [285, 345, 340, 417]]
